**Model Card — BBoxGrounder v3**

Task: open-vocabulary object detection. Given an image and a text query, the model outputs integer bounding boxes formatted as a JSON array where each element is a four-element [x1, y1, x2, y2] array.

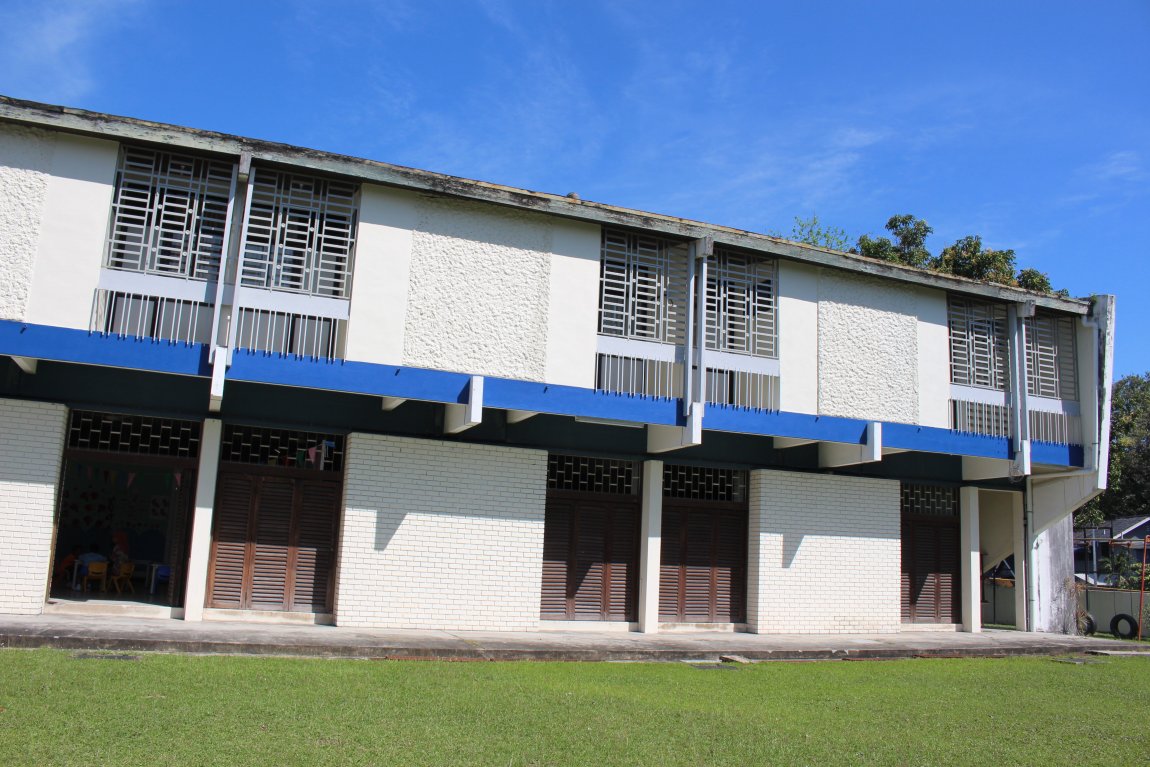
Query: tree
[[1077, 373, 1150, 526], [1098, 549, 1145, 590], [931, 235, 1017, 285], [775, 215, 851, 251], [1016, 268, 1071, 298], [854, 214, 933, 268]]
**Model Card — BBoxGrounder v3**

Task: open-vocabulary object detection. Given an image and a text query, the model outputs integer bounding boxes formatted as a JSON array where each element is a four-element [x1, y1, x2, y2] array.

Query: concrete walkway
[[0, 613, 1139, 661]]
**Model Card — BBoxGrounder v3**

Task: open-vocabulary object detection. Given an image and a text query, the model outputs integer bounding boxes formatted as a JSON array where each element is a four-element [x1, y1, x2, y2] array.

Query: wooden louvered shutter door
[[291, 480, 339, 612], [605, 501, 639, 621], [900, 520, 914, 622], [936, 523, 961, 624], [714, 509, 747, 623], [912, 524, 938, 623], [208, 473, 253, 609], [571, 503, 607, 619], [541, 498, 573, 619], [682, 509, 715, 621], [249, 477, 294, 610], [659, 506, 684, 620]]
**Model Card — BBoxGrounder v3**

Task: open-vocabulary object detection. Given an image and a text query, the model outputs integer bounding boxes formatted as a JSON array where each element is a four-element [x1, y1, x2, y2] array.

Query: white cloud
[[0, 0, 143, 103]]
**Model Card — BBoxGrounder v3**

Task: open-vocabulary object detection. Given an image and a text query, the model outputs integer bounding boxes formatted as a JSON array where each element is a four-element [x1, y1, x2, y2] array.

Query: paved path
[[0, 613, 1138, 661]]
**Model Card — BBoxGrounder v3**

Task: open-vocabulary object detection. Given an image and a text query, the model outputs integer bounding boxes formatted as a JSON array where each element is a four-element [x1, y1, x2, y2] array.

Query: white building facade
[[0, 97, 1115, 634]]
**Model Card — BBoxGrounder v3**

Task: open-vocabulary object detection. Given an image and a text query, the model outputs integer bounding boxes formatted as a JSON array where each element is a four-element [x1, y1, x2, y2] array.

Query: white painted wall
[[1031, 515, 1075, 633], [544, 219, 600, 388], [817, 269, 920, 424], [977, 489, 1017, 572], [916, 286, 951, 428], [778, 261, 819, 414], [0, 125, 55, 322], [24, 134, 118, 330], [402, 197, 552, 381], [335, 433, 547, 630], [747, 469, 901, 634], [344, 185, 419, 365], [0, 398, 67, 615]]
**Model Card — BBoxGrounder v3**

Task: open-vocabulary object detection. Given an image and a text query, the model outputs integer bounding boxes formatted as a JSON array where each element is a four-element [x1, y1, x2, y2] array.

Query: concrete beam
[[962, 456, 1014, 481], [818, 422, 882, 468], [444, 376, 484, 434], [381, 396, 407, 411], [773, 437, 817, 449], [10, 356, 36, 375], [647, 403, 703, 454], [506, 409, 537, 424]]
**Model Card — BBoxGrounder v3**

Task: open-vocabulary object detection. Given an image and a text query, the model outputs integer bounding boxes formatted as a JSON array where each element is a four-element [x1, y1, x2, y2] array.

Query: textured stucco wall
[[0, 125, 55, 322], [817, 269, 920, 423], [403, 198, 552, 381], [334, 433, 548, 630], [0, 398, 67, 615], [747, 469, 902, 633]]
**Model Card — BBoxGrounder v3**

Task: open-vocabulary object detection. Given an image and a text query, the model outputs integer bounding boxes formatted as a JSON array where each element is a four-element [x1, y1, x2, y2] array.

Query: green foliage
[[853, 214, 933, 268], [1099, 549, 1147, 590], [778, 214, 851, 251], [1016, 267, 1053, 293], [931, 235, 1018, 285], [1083, 373, 1150, 523]]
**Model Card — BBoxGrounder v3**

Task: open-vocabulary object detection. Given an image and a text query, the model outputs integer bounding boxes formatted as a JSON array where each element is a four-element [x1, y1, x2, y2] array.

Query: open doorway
[[46, 411, 199, 614]]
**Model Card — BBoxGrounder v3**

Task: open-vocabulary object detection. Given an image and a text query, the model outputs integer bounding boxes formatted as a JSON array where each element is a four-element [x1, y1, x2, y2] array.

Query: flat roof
[[0, 95, 1094, 314]]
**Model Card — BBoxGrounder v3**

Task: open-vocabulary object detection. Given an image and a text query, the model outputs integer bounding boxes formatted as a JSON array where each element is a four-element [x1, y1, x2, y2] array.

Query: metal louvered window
[[598, 229, 689, 344], [948, 296, 1008, 390], [705, 248, 777, 358], [92, 290, 213, 345], [105, 146, 233, 282], [1024, 312, 1077, 400], [240, 168, 359, 298]]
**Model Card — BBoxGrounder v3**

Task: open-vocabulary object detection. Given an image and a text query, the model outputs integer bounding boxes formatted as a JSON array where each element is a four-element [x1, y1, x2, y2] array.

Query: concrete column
[[637, 460, 664, 633], [182, 418, 222, 622], [1012, 492, 1027, 631], [959, 487, 981, 633]]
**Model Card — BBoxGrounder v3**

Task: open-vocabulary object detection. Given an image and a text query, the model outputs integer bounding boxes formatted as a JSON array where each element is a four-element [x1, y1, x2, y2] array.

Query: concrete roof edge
[[0, 95, 1095, 314]]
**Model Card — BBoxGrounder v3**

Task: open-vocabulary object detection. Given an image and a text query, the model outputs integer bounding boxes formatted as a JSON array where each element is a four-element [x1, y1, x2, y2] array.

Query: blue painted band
[[0, 320, 209, 377]]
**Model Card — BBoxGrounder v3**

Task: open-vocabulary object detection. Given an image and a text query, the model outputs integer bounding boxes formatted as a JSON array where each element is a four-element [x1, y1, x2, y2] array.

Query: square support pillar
[[182, 418, 222, 621], [638, 460, 664, 633], [1012, 492, 1027, 631], [959, 487, 981, 633]]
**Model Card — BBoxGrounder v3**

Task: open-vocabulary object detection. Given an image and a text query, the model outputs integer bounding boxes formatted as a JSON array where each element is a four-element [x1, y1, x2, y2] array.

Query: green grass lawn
[[1, 650, 1148, 766]]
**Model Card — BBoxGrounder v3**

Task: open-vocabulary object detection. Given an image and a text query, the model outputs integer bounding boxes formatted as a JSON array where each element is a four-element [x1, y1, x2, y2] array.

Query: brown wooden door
[[540, 493, 639, 621], [207, 471, 340, 613], [659, 501, 747, 623], [901, 515, 960, 623]]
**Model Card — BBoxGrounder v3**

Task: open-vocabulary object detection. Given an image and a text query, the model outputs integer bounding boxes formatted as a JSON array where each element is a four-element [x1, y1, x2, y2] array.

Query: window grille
[[105, 146, 232, 281], [1029, 410, 1082, 445], [705, 368, 779, 411], [233, 307, 346, 360], [92, 290, 213, 345], [1024, 312, 1077, 400], [901, 484, 958, 516], [220, 425, 344, 472], [598, 229, 689, 344], [68, 410, 201, 458], [705, 248, 777, 358], [950, 399, 1011, 439], [663, 465, 747, 502], [595, 353, 682, 399], [547, 454, 637, 495], [948, 296, 1008, 390], [240, 168, 358, 298]]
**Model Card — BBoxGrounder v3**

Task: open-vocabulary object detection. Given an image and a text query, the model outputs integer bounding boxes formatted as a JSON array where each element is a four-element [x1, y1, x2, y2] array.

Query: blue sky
[[2, 0, 1147, 377]]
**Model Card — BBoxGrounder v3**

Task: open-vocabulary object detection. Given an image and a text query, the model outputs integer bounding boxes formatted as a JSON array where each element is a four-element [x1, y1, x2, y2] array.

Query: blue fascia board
[[485, 378, 682, 426], [705, 406, 867, 444], [0, 320, 209, 376], [226, 351, 473, 404], [1032, 441, 1084, 467], [883, 422, 1011, 461]]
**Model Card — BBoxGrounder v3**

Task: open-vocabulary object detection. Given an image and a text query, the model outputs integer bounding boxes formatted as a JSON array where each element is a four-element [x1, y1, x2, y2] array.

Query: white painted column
[[182, 418, 222, 622], [1012, 492, 1028, 631], [959, 487, 982, 633], [637, 460, 664, 633]]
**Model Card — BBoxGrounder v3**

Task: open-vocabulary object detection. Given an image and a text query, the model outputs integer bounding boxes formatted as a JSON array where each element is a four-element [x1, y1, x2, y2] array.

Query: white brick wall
[[334, 434, 548, 630], [748, 469, 901, 634], [0, 398, 67, 614]]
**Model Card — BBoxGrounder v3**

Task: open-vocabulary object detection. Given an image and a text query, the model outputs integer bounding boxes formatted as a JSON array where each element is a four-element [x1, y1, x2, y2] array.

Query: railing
[[91, 289, 213, 345], [232, 306, 346, 360]]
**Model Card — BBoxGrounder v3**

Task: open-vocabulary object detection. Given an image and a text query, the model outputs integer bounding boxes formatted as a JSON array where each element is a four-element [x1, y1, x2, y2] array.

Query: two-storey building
[[0, 96, 1114, 635]]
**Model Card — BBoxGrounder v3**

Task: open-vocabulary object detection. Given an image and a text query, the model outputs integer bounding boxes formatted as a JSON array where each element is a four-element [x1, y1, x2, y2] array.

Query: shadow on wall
[[769, 496, 901, 570]]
